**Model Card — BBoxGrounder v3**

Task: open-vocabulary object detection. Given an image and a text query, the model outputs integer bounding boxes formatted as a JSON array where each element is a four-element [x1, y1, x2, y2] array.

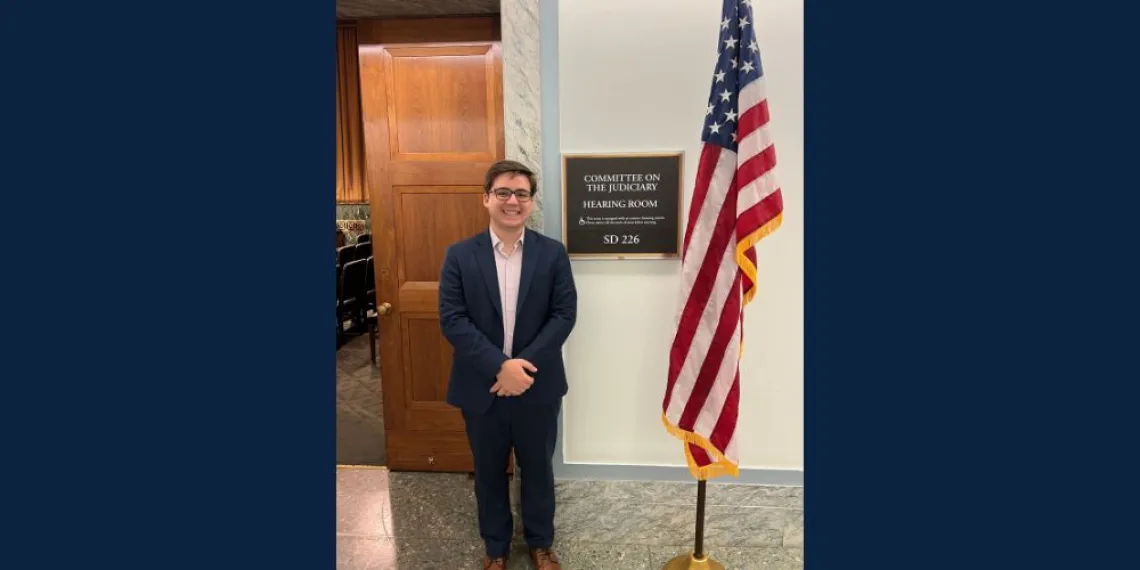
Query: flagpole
[[662, 479, 724, 570], [694, 480, 707, 558]]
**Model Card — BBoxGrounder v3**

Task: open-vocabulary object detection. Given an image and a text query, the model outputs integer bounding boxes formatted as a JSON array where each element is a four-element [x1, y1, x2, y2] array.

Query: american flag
[[662, 0, 784, 480]]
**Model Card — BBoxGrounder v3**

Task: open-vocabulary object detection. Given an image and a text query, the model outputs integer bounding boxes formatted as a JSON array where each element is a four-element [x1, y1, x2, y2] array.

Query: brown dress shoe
[[482, 555, 508, 569], [529, 548, 562, 570]]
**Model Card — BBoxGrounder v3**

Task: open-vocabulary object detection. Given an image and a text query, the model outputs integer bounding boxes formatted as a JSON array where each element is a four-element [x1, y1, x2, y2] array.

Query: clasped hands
[[490, 358, 537, 397]]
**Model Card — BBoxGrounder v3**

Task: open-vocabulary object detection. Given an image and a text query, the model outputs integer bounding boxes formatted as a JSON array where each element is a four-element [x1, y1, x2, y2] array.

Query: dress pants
[[462, 396, 560, 558]]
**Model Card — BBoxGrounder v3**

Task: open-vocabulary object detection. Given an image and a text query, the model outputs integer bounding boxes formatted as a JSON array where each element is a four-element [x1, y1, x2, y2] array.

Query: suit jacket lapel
[[516, 229, 539, 316], [475, 233, 503, 319]]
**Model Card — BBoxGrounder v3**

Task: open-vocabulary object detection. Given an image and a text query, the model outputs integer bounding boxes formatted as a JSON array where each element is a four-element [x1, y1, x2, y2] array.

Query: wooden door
[[360, 40, 504, 472]]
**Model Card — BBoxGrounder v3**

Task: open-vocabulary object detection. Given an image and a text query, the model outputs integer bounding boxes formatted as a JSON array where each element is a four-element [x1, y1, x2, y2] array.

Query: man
[[438, 160, 577, 570]]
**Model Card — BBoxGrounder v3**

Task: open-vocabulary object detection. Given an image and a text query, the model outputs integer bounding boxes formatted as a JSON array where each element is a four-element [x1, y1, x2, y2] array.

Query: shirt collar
[[490, 227, 524, 249]]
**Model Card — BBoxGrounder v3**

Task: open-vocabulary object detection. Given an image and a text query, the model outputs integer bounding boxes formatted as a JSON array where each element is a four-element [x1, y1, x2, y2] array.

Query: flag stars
[[699, 3, 770, 152]]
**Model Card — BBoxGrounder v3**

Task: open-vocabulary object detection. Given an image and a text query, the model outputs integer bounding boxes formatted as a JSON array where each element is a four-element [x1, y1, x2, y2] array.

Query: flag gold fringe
[[662, 412, 741, 480], [736, 212, 783, 307]]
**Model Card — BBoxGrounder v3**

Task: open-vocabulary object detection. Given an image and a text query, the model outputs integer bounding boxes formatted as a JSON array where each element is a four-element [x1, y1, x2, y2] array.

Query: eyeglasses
[[490, 188, 533, 202]]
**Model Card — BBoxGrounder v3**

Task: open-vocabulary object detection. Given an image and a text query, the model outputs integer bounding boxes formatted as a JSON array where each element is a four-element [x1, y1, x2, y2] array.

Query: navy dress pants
[[462, 397, 561, 558]]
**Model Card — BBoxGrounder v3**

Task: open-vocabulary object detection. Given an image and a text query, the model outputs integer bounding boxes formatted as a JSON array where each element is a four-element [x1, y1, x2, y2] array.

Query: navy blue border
[[3, 0, 333, 566], [806, 0, 1138, 568], [4, 0, 1137, 567]]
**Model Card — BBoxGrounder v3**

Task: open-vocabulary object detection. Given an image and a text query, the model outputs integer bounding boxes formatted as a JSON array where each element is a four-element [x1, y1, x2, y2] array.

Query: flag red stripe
[[678, 271, 742, 431], [735, 144, 777, 192], [707, 370, 740, 453], [688, 443, 711, 467], [741, 247, 758, 293], [737, 190, 783, 240], [682, 144, 724, 261], [738, 191, 782, 294], [737, 99, 770, 140]]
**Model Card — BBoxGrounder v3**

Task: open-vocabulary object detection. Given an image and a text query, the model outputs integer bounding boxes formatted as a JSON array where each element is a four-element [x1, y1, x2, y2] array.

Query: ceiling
[[337, 0, 500, 19]]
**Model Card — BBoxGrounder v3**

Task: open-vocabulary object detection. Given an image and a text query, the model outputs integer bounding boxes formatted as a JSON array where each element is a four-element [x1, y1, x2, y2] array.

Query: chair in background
[[337, 245, 357, 267], [364, 256, 376, 308], [336, 261, 344, 344], [363, 256, 377, 365], [355, 240, 372, 261], [338, 258, 367, 333], [338, 258, 378, 366]]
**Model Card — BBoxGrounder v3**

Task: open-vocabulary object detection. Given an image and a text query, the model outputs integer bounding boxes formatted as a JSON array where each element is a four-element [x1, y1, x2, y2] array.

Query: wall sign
[[561, 152, 683, 259]]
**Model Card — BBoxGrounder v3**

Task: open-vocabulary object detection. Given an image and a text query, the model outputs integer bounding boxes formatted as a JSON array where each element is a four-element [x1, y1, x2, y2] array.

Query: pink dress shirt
[[489, 228, 524, 357]]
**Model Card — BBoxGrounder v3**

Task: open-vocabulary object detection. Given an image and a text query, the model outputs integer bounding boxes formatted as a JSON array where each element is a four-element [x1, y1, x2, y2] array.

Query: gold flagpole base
[[662, 553, 725, 570]]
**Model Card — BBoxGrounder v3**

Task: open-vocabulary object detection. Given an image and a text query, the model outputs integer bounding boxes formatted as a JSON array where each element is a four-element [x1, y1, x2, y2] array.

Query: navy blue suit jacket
[[438, 228, 578, 414]]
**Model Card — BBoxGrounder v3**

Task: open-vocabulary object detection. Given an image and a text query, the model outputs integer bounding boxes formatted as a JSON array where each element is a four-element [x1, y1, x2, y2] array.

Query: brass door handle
[[377, 302, 392, 316]]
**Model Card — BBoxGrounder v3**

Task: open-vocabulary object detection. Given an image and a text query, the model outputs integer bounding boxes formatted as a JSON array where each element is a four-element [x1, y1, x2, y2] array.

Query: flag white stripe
[[734, 78, 778, 215], [676, 148, 737, 319], [693, 313, 741, 439], [737, 123, 773, 167], [738, 168, 780, 214], [681, 149, 737, 268], [737, 76, 766, 117]]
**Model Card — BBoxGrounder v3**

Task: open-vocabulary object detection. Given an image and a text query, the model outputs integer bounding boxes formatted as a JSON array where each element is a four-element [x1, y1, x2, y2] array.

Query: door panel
[[404, 316, 451, 403], [361, 39, 504, 472], [400, 313, 463, 432], [397, 188, 488, 282], [385, 46, 501, 162]]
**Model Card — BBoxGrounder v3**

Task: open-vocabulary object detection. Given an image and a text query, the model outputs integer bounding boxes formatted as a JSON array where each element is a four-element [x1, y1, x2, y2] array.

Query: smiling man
[[437, 160, 578, 570]]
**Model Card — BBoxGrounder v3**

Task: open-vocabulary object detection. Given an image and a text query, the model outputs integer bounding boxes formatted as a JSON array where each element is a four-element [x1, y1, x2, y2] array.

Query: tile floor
[[336, 322, 804, 569], [337, 333, 385, 466], [337, 467, 804, 569]]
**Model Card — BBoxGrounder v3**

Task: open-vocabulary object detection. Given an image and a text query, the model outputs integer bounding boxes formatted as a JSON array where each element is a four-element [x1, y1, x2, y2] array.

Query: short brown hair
[[483, 160, 537, 196]]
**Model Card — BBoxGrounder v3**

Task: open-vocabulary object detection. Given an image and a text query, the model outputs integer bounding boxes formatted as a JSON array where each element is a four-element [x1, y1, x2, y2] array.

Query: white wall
[[558, 0, 803, 471]]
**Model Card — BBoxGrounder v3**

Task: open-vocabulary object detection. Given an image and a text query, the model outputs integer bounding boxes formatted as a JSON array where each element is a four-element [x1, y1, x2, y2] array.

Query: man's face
[[483, 172, 534, 231]]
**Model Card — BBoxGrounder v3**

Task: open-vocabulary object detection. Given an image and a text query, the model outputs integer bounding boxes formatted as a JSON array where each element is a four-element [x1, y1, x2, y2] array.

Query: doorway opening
[[336, 4, 504, 470]]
